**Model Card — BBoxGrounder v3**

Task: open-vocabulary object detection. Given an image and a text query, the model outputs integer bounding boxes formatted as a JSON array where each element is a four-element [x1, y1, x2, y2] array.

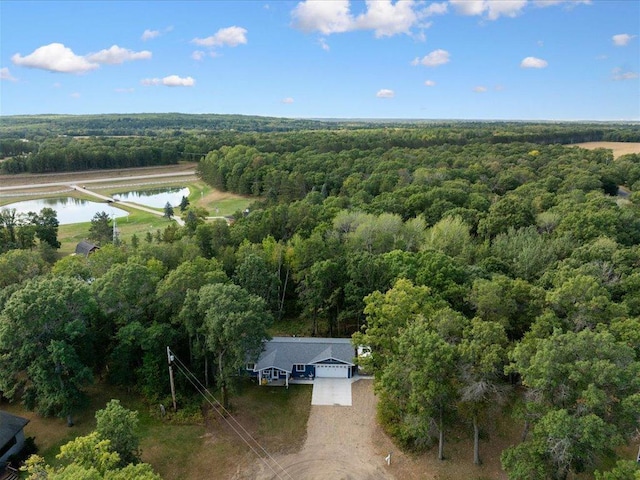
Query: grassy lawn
[[57, 210, 174, 256], [187, 182, 253, 217], [0, 379, 312, 480]]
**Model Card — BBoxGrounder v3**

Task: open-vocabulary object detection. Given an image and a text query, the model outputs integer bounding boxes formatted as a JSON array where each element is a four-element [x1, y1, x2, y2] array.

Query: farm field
[[573, 141, 640, 158]]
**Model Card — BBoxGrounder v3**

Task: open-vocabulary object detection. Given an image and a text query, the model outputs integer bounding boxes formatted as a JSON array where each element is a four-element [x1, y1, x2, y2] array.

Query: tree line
[[2, 115, 640, 174]]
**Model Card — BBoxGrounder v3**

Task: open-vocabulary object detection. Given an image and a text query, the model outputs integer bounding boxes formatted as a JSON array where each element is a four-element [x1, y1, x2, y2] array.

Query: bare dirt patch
[[573, 142, 640, 159]]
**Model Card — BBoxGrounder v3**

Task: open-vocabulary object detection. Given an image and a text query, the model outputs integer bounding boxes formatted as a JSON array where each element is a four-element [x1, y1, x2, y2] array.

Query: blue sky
[[1, 1, 638, 120]]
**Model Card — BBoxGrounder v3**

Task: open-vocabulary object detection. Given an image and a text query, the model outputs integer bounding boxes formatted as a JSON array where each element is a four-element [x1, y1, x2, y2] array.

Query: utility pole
[[167, 346, 177, 412]]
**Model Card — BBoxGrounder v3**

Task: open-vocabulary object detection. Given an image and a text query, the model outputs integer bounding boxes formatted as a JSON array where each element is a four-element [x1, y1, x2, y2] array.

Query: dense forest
[[1, 116, 639, 479], [2, 113, 640, 174]]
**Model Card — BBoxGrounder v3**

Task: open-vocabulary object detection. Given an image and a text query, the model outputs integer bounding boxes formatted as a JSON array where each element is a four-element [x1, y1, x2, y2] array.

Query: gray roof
[[0, 411, 29, 447], [75, 240, 99, 256], [254, 337, 355, 373]]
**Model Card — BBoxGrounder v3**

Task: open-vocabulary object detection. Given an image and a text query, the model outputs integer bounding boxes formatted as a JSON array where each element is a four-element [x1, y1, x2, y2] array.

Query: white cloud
[[0, 67, 17, 81], [12, 43, 98, 73], [533, 0, 591, 7], [86, 45, 151, 65], [291, 0, 352, 34], [141, 75, 195, 87], [424, 2, 448, 16], [521, 56, 548, 68], [473, 85, 487, 92], [52, 82, 62, 88], [537, 40, 544, 47], [142, 25, 173, 41], [424, 79, 436, 87], [192, 26, 248, 47], [70, 92, 81, 98], [115, 87, 134, 93], [449, 0, 485, 16], [318, 38, 330, 51], [376, 88, 395, 98], [191, 50, 205, 61], [412, 49, 450, 67], [142, 29, 160, 41], [450, 0, 527, 20], [612, 68, 638, 81], [281, 97, 295, 104], [612, 33, 636, 47], [291, 0, 436, 38], [354, 0, 418, 38]]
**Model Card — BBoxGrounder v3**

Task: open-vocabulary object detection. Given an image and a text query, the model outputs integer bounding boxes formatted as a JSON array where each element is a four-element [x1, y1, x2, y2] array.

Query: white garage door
[[315, 364, 349, 378]]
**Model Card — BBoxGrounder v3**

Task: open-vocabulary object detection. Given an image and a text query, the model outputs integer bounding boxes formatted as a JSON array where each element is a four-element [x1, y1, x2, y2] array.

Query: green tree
[[469, 275, 545, 340], [353, 278, 446, 377], [92, 262, 162, 327], [89, 211, 113, 245], [0, 207, 19, 251], [95, 400, 140, 466], [478, 195, 535, 239], [178, 283, 272, 408], [297, 259, 346, 336], [595, 460, 640, 480], [388, 321, 458, 458], [51, 254, 92, 281], [0, 248, 48, 288], [505, 329, 640, 478], [426, 215, 472, 258], [163, 202, 174, 218], [458, 318, 509, 465], [23, 432, 160, 480], [233, 253, 280, 315], [0, 276, 99, 424], [154, 257, 228, 324], [26, 207, 61, 250], [179, 195, 190, 212]]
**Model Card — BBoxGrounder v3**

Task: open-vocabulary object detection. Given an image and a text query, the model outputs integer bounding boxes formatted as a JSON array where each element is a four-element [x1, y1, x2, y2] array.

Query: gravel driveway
[[235, 379, 395, 480]]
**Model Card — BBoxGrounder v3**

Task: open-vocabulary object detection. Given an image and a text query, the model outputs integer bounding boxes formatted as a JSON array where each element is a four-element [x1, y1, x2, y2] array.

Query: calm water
[[3, 198, 129, 225], [113, 187, 190, 208]]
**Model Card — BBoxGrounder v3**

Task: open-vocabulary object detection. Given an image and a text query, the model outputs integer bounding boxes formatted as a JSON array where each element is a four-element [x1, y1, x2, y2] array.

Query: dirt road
[[0, 170, 196, 191], [71, 185, 185, 226]]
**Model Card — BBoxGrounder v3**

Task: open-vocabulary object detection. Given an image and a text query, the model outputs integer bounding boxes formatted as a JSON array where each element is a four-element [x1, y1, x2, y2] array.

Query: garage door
[[315, 364, 349, 378]]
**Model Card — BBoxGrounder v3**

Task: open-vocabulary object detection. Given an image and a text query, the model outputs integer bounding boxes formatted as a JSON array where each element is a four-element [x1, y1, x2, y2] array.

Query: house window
[[294, 364, 305, 372], [246, 363, 255, 371]]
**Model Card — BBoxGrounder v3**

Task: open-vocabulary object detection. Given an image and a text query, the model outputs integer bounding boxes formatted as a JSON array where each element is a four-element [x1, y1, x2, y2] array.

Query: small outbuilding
[[75, 240, 100, 256], [247, 337, 357, 387], [0, 411, 29, 468]]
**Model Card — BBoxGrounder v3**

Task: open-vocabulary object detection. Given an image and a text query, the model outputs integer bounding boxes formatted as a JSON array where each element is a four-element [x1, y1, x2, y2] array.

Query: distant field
[[573, 141, 640, 158]]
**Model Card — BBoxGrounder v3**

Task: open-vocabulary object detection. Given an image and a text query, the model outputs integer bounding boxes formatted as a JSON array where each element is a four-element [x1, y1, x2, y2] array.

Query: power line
[[167, 348, 293, 480], [169, 355, 292, 480]]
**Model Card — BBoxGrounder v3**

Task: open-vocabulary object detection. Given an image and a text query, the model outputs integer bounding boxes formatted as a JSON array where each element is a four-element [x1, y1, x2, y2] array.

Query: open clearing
[[573, 141, 640, 158]]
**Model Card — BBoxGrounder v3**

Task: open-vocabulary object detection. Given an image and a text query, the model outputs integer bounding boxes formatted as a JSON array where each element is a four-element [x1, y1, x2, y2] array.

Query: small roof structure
[[254, 337, 355, 373], [0, 411, 29, 447], [75, 240, 99, 256]]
